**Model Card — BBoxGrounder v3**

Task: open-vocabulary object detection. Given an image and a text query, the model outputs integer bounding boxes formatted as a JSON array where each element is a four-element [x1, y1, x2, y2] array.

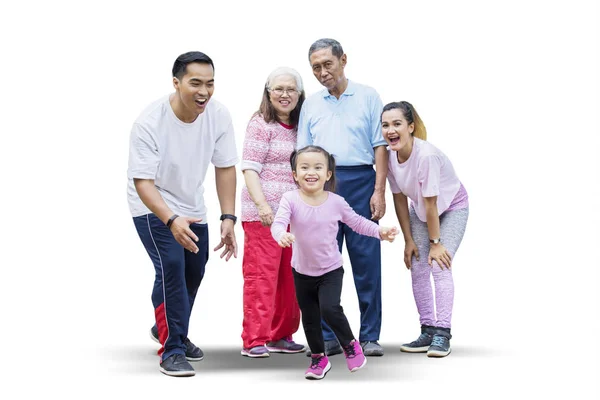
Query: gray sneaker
[[360, 341, 384, 356], [306, 339, 343, 357], [266, 337, 306, 353], [400, 333, 433, 353], [241, 345, 270, 358], [159, 354, 195, 377], [427, 333, 452, 357]]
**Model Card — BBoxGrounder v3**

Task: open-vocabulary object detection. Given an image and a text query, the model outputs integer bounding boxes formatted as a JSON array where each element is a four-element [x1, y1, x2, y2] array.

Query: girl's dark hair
[[289, 145, 336, 192], [382, 101, 427, 140], [172, 51, 214, 79]]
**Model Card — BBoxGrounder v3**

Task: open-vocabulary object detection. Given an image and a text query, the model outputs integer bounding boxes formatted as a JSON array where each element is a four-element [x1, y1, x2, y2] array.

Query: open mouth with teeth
[[195, 98, 208, 107], [387, 135, 400, 145], [305, 177, 319, 183], [279, 100, 291, 107]]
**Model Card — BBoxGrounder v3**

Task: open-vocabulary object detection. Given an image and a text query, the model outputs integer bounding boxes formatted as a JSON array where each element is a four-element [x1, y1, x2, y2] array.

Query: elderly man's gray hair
[[308, 38, 344, 60]]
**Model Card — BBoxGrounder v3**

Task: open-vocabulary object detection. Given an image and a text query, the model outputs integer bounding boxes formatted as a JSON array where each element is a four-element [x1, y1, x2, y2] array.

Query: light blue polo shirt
[[297, 80, 386, 166]]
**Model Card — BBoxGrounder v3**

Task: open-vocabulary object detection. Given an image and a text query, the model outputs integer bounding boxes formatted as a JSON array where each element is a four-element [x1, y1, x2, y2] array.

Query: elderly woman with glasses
[[240, 67, 307, 358]]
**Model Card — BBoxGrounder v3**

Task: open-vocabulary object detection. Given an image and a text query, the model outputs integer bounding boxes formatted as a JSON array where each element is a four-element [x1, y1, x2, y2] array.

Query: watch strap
[[220, 214, 237, 224]]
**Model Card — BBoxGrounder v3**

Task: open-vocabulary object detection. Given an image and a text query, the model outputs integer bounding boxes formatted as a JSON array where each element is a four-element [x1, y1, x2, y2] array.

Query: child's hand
[[278, 232, 296, 248], [379, 226, 398, 242]]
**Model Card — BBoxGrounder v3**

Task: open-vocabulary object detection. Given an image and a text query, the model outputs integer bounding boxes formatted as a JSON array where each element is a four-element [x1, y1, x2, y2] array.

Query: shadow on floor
[[99, 343, 500, 381]]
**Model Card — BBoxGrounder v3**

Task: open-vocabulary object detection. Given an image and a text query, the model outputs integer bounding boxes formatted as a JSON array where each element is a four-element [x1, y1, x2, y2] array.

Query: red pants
[[241, 221, 300, 349]]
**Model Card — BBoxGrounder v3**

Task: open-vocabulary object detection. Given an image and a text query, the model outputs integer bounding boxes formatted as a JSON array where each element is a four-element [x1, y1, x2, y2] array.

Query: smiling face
[[293, 151, 332, 194], [268, 74, 300, 119], [172, 62, 214, 120], [309, 47, 346, 92], [382, 108, 415, 152]]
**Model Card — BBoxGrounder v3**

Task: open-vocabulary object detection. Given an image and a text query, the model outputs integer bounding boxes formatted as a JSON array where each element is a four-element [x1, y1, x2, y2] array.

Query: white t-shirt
[[387, 138, 461, 222], [127, 95, 239, 222]]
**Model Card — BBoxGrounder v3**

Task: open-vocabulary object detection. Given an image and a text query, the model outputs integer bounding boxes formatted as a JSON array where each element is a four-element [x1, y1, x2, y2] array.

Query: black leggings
[[293, 267, 355, 354]]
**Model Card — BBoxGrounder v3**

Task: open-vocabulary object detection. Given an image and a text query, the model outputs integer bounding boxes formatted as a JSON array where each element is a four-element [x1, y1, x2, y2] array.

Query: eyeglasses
[[268, 87, 300, 96]]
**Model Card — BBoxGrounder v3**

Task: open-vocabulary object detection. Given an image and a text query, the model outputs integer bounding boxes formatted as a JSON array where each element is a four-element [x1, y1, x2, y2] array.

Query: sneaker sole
[[305, 362, 331, 380], [186, 355, 204, 362], [266, 347, 306, 354], [427, 348, 451, 358], [350, 357, 367, 372], [240, 350, 270, 358], [400, 345, 429, 353], [159, 367, 195, 377]]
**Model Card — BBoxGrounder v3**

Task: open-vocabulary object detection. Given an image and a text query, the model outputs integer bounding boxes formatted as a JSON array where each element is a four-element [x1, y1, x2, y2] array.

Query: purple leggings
[[409, 206, 468, 329]]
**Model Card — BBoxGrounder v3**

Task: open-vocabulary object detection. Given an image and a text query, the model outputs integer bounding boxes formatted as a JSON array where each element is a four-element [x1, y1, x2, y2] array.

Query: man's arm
[[370, 145, 388, 220], [214, 165, 238, 261], [296, 105, 312, 149], [134, 179, 202, 253]]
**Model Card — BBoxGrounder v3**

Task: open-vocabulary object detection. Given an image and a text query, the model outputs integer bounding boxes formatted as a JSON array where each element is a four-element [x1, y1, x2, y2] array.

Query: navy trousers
[[322, 165, 382, 342], [133, 214, 209, 361]]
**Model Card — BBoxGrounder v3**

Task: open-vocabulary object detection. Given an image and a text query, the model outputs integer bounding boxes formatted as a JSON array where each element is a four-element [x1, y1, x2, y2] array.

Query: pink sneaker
[[304, 354, 331, 380], [343, 340, 367, 372]]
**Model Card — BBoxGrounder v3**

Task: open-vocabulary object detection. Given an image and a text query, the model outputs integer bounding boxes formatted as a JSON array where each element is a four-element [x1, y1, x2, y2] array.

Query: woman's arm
[[423, 196, 452, 269], [393, 192, 419, 269], [242, 169, 273, 226]]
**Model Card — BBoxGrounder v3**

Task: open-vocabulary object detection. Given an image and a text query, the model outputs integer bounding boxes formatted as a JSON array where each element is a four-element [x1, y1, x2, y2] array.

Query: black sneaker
[[427, 332, 452, 358], [150, 326, 160, 344], [400, 333, 433, 353], [306, 339, 343, 357], [150, 326, 204, 361], [159, 354, 195, 377], [184, 338, 204, 361]]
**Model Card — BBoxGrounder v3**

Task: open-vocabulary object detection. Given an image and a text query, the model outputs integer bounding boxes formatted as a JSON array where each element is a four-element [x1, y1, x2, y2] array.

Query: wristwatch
[[429, 238, 441, 244], [220, 214, 237, 224]]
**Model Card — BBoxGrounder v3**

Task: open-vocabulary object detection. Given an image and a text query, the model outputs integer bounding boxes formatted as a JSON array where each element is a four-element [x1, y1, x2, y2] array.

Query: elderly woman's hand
[[257, 202, 274, 226]]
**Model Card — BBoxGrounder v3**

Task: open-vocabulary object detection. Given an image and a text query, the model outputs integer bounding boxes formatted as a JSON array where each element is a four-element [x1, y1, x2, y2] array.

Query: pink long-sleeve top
[[271, 189, 381, 277]]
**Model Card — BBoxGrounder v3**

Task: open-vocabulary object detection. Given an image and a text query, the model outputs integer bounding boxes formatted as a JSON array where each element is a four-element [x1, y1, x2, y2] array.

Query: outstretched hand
[[379, 226, 398, 242], [277, 232, 296, 248]]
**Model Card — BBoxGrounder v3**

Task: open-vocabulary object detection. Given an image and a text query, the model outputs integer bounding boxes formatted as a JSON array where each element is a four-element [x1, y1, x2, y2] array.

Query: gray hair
[[308, 38, 344, 60], [265, 66, 304, 93]]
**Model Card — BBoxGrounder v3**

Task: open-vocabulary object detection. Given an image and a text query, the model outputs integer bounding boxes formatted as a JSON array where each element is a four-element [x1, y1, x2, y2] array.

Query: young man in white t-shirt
[[127, 51, 239, 377]]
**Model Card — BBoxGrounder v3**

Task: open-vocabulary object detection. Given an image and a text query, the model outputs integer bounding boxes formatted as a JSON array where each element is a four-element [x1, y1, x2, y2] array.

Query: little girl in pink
[[271, 145, 398, 380]]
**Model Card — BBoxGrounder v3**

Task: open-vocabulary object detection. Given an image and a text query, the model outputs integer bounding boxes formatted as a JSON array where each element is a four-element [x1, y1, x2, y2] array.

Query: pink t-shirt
[[271, 190, 381, 277], [241, 114, 298, 222], [387, 138, 468, 222]]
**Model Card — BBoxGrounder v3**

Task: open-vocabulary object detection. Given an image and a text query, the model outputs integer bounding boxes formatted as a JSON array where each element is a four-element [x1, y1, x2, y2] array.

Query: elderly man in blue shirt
[[297, 38, 388, 357]]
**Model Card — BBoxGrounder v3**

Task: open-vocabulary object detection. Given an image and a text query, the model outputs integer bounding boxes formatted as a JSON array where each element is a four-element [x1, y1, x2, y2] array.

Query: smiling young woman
[[382, 101, 469, 358]]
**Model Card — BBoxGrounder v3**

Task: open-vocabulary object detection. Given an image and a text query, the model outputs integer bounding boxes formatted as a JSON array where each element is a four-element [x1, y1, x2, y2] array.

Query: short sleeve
[[296, 105, 312, 149], [418, 154, 442, 197], [387, 164, 402, 194], [369, 91, 386, 148], [241, 115, 269, 173], [212, 107, 239, 167], [127, 123, 160, 180]]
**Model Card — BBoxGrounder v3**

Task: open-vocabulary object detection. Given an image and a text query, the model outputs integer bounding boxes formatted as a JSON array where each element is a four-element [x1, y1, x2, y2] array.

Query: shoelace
[[416, 333, 431, 344], [343, 343, 357, 358], [431, 336, 446, 347], [310, 356, 323, 369]]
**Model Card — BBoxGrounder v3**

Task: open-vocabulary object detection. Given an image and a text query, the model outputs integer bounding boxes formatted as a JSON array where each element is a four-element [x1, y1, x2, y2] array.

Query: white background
[[0, 0, 598, 398]]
